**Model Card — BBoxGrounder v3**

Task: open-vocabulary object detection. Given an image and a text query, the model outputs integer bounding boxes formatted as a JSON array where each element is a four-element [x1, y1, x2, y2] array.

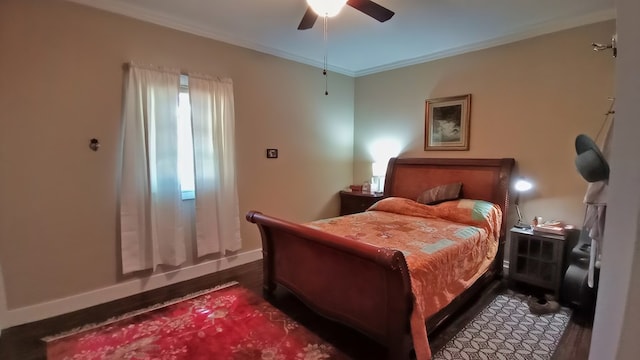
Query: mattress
[[306, 197, 502, 359]]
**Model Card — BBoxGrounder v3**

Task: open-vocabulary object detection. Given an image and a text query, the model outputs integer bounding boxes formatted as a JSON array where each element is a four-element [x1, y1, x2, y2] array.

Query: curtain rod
[[122, 62, 232, 83], [122, 61, 181, 74]]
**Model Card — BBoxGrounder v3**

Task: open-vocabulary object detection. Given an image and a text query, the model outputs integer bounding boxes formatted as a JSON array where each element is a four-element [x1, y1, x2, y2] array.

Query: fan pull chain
[[323, 15, 329, 96]]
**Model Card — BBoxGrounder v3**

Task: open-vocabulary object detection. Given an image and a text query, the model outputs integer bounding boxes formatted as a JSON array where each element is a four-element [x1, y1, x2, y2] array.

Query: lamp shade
[[513, 178, 533, 207], [513, 178, 534, 228], [514, 179, 533, 192], [307, 0, 347, 17], [372, 162, 386, 177]]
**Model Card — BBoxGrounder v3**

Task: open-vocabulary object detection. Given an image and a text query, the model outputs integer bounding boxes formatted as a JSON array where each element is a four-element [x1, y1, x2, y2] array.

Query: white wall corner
[[4, 249, 262, 329], [590, 0, 640, 358]]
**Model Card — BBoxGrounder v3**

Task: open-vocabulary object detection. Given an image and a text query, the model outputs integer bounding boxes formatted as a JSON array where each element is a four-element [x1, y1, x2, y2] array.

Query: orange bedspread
[[306, 197, 502, 360]]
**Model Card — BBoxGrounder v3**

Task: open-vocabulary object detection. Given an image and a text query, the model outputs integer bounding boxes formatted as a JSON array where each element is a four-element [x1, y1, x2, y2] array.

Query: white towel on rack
[[583, 117, 613, 287]]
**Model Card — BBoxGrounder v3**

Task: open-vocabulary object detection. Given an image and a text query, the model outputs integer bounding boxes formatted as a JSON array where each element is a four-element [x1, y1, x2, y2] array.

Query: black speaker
[[561, 229, 598, 311]]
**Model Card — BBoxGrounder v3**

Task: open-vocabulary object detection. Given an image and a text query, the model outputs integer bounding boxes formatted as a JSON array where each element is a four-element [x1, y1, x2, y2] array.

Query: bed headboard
[[384, 157, 515, 239]]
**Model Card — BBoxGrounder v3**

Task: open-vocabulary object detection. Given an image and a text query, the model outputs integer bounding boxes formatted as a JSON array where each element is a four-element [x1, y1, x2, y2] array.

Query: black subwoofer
[[561, 229, 598, 311]]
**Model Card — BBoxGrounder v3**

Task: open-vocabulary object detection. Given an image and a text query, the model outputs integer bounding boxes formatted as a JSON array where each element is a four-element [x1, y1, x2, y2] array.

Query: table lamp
[[514, 178, 534, 229], [371, 162, 386, 193]]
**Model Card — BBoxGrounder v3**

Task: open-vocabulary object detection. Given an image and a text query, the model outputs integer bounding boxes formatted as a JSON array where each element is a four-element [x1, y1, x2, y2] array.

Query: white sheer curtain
[[120, 65, 186, 274], [188, 75, 241, 256]]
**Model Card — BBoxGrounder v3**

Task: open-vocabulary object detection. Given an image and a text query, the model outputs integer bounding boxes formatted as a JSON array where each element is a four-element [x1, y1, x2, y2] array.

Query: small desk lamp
[[371, 162, 387, 193], [514, 178, 533, 229]]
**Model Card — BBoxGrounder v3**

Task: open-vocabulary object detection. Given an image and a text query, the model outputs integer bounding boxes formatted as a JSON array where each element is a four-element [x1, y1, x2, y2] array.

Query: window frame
[[178, 75, 195, 201]]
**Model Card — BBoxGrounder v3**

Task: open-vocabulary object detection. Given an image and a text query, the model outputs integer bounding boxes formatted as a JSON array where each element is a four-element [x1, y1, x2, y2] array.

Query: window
[[178, 75, 195, 200], [120, 65, 240, 272]]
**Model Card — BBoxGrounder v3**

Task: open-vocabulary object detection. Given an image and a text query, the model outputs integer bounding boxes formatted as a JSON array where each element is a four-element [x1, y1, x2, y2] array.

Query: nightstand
[[509, 227, 566, 297], [339, 191, 384, 216]]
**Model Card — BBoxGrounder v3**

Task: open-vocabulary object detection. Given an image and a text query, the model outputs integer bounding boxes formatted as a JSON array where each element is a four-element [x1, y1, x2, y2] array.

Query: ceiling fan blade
[[297, 6, 318, 30], [347, 0, 395, 22]]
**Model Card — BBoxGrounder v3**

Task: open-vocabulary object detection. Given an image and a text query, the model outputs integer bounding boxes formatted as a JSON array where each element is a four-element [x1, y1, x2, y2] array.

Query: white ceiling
[[68, 0, 615, 77]]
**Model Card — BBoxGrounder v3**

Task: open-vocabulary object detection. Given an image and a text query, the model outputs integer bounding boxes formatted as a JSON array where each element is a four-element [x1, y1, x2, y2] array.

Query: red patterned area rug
[[43, 282, 349, 359]]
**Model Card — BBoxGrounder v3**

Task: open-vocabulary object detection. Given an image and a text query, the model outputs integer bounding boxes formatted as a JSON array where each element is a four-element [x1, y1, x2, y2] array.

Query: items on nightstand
[[532, 221, 573, 236], [362, 181, 371, 193], [348, 184, 363, 192]]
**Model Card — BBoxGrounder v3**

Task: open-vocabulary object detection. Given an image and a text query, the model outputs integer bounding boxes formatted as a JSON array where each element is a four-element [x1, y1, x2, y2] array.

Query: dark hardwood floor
[[0, 260, 593, 359]]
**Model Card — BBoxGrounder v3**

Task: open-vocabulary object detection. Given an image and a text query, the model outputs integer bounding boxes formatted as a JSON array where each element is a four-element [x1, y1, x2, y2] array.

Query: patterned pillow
[[416, 182, 462, 205], [432, 199, 502, 240]]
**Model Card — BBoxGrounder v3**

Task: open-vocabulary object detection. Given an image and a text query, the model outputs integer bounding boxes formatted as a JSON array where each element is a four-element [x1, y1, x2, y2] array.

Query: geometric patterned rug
[[433, 291, 572, 360]]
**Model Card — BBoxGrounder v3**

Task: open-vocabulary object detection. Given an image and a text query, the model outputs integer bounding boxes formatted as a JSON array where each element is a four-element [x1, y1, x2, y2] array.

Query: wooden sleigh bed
[[246, 157, 514, 359]]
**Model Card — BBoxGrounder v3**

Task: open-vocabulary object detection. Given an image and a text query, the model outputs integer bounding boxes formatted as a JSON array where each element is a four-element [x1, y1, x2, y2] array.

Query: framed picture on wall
[[424, 94, 471, 151]]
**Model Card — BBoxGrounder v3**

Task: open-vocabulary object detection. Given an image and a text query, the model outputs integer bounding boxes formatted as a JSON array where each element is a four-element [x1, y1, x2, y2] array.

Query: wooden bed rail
[[246, 210, 414, 357], [247, 211, 411, 267]]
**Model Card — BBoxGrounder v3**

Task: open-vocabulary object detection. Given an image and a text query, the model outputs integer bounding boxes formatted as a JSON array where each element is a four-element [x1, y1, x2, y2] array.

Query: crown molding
[[354, 8, 617, 77], [66, 0, 355, 76], [67, 1, 613, 77]]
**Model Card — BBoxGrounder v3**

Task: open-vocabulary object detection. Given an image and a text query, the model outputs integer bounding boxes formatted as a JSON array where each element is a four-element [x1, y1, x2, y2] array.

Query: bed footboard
[[246, 211, 414, 358]]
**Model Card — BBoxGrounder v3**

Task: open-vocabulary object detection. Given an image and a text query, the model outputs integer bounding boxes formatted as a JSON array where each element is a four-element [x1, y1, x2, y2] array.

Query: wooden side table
[[509, 227, 567, 297], [339, 191, 384, 216]]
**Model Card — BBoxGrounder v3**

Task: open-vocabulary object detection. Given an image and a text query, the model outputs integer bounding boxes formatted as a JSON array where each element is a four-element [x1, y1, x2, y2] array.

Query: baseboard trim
[[0, 262, 6, 334], [3, 249, 262, 328]]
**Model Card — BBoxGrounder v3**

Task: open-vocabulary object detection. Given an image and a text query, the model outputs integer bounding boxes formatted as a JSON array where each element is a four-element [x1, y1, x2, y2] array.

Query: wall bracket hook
[[89, 138, 100, 151]]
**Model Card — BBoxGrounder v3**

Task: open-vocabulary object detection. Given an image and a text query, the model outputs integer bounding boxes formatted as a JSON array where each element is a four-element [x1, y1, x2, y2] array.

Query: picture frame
[[424, 94, 471, 151], [266, 148, 278, 159]]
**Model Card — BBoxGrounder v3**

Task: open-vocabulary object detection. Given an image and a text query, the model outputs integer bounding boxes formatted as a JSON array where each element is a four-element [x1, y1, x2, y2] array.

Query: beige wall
[[0, 0, 354, 310], [354, 21, 616, 232], [0, 0, 620, 329]]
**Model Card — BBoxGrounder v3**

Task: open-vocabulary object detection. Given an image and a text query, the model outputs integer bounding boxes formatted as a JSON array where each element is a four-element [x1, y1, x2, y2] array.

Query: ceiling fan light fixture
[[307, 0, 347, 17]]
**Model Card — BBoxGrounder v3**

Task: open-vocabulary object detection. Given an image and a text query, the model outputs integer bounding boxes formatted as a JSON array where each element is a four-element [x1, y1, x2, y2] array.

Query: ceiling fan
[[298, 0, 395, 30]]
